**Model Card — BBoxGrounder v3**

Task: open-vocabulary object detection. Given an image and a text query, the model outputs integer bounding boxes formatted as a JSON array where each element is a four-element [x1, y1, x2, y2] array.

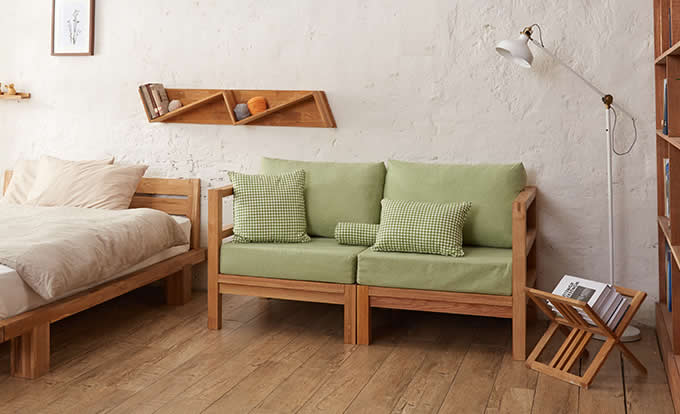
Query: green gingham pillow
[[334, 222, 380, 246], [228, 170, 311, 243], [372, 199, 472, 256]]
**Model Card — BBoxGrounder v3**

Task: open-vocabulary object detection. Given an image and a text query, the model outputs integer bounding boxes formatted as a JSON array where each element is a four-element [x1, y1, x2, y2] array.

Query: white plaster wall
[[0, 1, 657, 323]]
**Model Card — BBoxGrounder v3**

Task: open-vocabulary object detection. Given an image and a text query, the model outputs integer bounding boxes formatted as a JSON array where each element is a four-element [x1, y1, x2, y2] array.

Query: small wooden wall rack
[[140, 89, 335, 128], [525, 286, 647, 389], [0, 93, 30, 100]]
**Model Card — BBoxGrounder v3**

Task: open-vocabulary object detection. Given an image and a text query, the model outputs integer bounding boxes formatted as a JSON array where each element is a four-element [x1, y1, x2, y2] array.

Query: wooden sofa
[[357, 186, 537, 360], [208, 158, 535, 358], [0, 171, 206, 378]]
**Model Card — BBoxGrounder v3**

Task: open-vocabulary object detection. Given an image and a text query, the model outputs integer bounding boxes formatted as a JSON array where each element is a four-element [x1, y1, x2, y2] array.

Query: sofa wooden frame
[[207, 185, 357, 344], [0, 170, 206, 379], [358, 186, 537, 360]]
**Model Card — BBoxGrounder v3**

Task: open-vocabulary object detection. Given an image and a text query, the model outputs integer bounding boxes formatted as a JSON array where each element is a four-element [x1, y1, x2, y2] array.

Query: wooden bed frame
[[0, 170, 206, 379], [207, 185, 357, 344], [357, 186, 537, 360]]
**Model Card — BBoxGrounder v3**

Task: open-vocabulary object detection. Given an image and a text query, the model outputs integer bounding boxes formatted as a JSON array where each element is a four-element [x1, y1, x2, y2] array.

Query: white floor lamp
[[495, 24, 641, 342]]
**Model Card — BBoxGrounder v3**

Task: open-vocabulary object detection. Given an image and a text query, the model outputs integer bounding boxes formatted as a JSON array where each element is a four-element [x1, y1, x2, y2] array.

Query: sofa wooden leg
[[344, 285, 357, 344], [10, 323, 50, 379], [512, 295, 527, 360], [208, 273, 222, 330], [166, 264, 193, 306], [357, 285, 371, 345]]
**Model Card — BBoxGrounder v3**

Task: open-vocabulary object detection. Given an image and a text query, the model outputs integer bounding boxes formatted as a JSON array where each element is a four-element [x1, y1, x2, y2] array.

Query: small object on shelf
[[233, 103, 250, 121], [525, 284, 647, 389], [6, 84, 16, 96], [247, 96, 268, 115], [168, 99, 182, 112]]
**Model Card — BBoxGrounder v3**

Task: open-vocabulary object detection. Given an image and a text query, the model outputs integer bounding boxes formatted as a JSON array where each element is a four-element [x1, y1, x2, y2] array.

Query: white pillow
[[26, 156, 148, 210], [2, 156, 113, 205]]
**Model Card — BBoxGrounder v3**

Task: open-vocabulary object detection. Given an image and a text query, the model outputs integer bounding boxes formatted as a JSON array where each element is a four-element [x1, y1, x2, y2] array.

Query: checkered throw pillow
[[372, 199, 472, 256], [334, 222, 380, 246], [228, 170, 311, 243]]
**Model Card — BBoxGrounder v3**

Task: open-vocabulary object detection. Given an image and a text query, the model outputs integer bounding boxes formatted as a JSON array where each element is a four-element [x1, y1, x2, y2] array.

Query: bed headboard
[[3, 170, 201, 249]]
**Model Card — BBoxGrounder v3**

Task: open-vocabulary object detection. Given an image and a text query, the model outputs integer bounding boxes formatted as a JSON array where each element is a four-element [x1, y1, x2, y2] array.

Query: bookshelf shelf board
[[657, 130, 680, 151], [659, 216, 680, 269], [657, 40, 680, 65], [0, 93, 30, 100]]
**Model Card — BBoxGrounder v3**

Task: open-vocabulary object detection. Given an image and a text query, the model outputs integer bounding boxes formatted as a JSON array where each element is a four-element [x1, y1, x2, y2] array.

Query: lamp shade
[[495, 33, 533, 68]]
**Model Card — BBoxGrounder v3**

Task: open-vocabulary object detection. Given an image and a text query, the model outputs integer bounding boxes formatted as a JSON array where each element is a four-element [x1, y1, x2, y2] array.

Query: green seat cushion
[[383, 160, 526, 248], [357, 247, 513, 295], [261, 158, 386, 238], [220, 237, 366, 284]]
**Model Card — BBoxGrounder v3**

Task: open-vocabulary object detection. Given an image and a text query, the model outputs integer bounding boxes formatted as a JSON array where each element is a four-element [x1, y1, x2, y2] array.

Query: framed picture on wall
[[51, 0, 95, 56]]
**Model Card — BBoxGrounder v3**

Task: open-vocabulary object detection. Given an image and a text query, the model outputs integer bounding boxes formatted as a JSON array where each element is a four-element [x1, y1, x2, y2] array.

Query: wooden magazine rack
[[525, 286, 647, 388], [140, 89, 336, 128]]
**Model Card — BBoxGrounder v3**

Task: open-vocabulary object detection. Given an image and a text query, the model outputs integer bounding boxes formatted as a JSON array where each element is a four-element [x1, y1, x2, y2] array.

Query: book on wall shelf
[[550, 275, 629, 330], [138, 83, 169, 119]]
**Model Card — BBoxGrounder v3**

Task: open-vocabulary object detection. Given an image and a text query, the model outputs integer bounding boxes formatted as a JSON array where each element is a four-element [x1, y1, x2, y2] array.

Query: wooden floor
[[0, 288, 674, 414]]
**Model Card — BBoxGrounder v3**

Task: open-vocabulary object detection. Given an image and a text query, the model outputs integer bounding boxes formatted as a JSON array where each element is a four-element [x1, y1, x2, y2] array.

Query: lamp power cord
[[610, 106, 637, 156]]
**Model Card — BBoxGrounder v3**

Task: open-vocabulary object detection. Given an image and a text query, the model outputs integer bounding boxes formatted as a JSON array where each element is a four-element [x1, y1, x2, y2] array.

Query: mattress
[[0, 215, 192, 320]]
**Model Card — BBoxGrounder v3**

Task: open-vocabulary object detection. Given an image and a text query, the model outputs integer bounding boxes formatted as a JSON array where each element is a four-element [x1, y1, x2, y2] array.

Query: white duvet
[[0, 216, 191, 320], [0, 205, 189, 300]]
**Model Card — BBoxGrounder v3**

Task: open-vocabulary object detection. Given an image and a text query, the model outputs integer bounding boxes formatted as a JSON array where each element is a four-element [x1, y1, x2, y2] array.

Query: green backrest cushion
[[383, 160, 527, 248], [261, 158, 386, 238]]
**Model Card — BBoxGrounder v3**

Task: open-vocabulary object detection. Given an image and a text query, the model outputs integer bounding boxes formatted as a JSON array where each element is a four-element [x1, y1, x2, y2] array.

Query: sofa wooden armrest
[[207, 185, 234, 330], [511, 186, 538, 360]]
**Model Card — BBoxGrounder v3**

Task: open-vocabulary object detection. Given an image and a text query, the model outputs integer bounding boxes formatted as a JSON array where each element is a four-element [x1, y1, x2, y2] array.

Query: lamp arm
[[530, 38, 636, 121]]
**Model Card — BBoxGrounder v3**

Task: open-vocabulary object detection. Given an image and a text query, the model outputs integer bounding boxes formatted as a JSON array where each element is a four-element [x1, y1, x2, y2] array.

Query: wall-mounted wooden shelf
[[0, 93, 30, 100], [140, 89, 336, 128]]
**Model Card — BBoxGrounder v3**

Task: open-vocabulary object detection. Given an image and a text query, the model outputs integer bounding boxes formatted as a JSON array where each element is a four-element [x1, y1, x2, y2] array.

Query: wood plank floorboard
[[0, 288, 673, 414]]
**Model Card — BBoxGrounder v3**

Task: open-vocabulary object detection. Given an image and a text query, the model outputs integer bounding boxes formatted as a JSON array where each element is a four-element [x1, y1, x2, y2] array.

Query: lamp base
[[593, 325, 641, 342]]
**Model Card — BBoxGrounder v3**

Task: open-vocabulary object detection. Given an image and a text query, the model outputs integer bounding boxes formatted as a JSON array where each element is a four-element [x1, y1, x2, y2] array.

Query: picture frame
[[51, 0, 95, 56]]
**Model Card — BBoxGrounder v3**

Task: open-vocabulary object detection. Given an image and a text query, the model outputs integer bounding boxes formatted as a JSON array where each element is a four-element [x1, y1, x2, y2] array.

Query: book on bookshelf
[[550, 275, 628, 329], [665, 158, 671, 219], [667, 240, 673, 312], [664, 78, 669, 135]]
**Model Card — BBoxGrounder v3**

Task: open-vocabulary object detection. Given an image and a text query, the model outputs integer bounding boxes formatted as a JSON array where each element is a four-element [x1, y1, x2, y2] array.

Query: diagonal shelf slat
[[150, 92, 225, 123], [222, 91, 238, 124], [235, 93, 315, 125]]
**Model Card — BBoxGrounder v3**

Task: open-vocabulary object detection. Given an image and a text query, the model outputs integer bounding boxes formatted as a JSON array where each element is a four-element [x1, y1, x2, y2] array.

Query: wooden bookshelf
[[655, 1, 680, 410], [139, 88, 336, 128]]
